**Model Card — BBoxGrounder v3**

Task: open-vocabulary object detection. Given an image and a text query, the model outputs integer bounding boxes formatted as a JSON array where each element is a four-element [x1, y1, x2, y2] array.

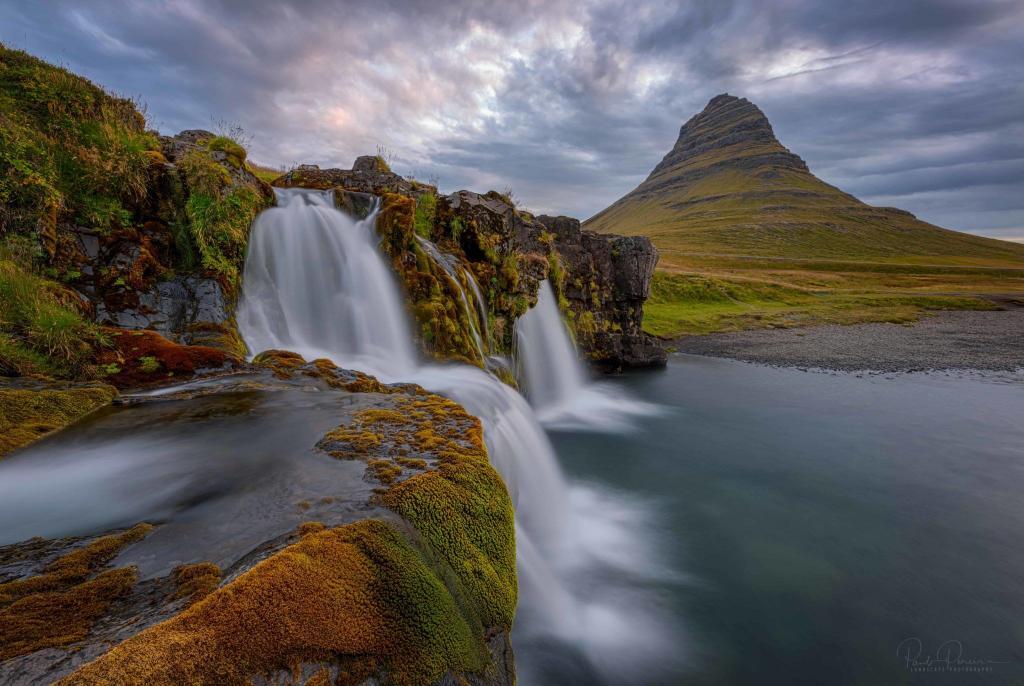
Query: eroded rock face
[[539, 216, 667, 369], [49, 130, 273, 359]]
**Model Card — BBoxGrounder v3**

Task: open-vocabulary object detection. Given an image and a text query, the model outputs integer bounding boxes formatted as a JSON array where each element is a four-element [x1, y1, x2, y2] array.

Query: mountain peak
[[649, 94, 806, 179]]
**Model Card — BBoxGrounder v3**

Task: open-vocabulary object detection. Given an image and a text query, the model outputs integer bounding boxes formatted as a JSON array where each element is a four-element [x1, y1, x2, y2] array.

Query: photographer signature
[[897, 638, 1010, 673]]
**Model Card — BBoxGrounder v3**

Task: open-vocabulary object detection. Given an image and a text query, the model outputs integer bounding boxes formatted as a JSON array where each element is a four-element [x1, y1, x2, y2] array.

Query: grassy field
[[644, 257, 1022, 339]]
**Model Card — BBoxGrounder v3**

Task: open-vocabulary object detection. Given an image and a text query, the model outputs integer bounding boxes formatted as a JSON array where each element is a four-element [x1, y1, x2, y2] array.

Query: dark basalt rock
[[540, 216, 666, 369], [275, 164, 436, 199]]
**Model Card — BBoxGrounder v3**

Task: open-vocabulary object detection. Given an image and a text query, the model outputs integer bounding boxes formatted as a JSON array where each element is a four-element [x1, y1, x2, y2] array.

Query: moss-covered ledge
[[58, 353, 517, 686]]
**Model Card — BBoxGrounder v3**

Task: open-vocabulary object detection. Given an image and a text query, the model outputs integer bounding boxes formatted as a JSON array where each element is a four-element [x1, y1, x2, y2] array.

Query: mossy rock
[[0, 384, 118, 458]]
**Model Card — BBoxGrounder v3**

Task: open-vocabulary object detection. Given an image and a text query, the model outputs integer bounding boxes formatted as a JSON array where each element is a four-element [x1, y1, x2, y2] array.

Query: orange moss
[[0, 523, 153, 660], [251, 349, 308, 379], [0, 384, 118, 458], [60, 520, 485, 686], [322, 427, 382, 456], [0, 567, 138, 660], [396, 457, 427, 470], [0, 523, 153, 604], [366, 459, 402, 485], [96, 329, 234, 389], [172, 563, 221, 605], [297, 522, 326, 538]]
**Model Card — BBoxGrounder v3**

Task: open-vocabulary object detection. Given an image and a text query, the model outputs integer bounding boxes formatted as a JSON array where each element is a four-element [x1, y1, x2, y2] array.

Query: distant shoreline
[[672, 305, 1024, 375]]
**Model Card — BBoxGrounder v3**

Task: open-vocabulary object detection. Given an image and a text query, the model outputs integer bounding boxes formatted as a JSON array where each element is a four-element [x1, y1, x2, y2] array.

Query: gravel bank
[[674, 307, 1024, 373]]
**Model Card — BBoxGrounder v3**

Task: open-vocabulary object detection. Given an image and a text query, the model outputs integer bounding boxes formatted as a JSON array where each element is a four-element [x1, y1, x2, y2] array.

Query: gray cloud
[[1, 0, 1021, 234]]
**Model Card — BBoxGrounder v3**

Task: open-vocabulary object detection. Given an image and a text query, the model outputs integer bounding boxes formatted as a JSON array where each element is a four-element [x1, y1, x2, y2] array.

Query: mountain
[[584, 94, 1024, 267]]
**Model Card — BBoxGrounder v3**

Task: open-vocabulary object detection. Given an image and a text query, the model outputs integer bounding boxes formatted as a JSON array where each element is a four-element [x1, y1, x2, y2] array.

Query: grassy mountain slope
[[586, 94, 1024, 267], [585, 94, 1024, 336]]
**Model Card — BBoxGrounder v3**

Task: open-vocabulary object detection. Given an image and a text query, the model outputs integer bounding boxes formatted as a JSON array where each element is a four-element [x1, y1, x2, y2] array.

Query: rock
[[539, 216, 667, 369], [333, 189, 377, 220], [275, 158, 436, 199]]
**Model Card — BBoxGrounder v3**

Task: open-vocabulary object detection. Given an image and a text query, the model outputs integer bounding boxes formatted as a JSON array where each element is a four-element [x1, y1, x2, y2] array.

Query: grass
[[0, 43, 159, 242], [246, 161, 283, 184], [178, 149, 266, 288], [0, 238, 108, 377], [645, 269, 1007, 338]]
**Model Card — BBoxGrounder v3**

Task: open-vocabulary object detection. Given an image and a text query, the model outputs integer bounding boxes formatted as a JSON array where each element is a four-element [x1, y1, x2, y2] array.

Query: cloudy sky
[[2, 0, 1022, 240]]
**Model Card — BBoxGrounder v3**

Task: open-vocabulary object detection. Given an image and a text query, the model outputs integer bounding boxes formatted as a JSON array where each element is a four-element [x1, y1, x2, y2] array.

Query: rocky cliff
[[277, 161, 666, 370], [585, 94, 1024, 264]]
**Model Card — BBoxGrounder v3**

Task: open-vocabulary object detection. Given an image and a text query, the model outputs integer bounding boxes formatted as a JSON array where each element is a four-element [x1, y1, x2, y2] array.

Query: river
[[535, 355, 1024, 684]]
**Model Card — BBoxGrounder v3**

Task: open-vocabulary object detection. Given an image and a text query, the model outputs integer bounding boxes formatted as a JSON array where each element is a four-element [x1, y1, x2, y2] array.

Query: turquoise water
[[541, 355, 1024, 685]]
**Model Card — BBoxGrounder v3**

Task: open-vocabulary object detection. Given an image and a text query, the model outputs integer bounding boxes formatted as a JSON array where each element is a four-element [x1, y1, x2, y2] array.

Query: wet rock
[[540, 216, 666, 369], [333, 189, 377, 220]]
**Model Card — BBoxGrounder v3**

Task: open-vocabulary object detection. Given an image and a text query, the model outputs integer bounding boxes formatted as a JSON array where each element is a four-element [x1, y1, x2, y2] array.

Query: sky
[[2, 0, 1022, 241]]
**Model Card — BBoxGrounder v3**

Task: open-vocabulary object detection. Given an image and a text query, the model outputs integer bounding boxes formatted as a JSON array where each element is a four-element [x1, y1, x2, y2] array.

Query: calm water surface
[[543, 355, 1024, 685]]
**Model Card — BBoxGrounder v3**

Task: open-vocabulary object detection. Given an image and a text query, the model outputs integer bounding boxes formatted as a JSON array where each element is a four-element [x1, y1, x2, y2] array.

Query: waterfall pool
[[529, 354, 1024, 685]]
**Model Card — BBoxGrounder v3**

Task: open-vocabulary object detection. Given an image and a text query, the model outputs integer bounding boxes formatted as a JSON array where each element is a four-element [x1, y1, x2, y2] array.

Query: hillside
[[585, 94, 1024, 267], [585, 94, 1024, 337]]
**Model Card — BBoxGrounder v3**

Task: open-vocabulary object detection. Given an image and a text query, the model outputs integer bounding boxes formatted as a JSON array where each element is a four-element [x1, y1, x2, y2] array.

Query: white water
[[515, 280, 662, 432], [415, 235, 488, 361], [237, 190, 417, 377], [238, 188, 680, 683]]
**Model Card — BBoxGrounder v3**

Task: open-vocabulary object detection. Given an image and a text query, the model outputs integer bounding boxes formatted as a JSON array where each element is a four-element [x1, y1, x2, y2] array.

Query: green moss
[[62, 520, 489, 686], [0, 245, 108, 377], [413, 192, 437, 239], [178, 149, 266, 289], [206, 135, 246, 167], [0, 384, 118, 457], [137, 355, 160, 373], [0, 44, 159, 244]]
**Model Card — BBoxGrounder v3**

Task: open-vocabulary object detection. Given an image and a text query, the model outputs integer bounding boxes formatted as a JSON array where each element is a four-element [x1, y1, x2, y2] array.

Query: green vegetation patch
[[0, 44, 159, 246], [644, 271, 1000, 338], [0, 240, 108, 377]]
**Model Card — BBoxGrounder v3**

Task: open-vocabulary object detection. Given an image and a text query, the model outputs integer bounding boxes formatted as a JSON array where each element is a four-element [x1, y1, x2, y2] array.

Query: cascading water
[[238, 188, 680, 683], [415, 235, 488, 361], [515, 280, 662, 432], [515, 281, 587, 409], [237, 189, 417, 377]]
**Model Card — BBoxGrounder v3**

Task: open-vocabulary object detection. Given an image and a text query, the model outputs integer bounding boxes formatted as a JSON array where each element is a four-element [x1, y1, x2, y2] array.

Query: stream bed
[[536, 355, 1024, 685]]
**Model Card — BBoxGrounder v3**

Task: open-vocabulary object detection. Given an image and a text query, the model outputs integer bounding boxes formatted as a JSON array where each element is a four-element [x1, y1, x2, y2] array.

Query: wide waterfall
[[238, 188, 679, 683], [237, 190, 417, 376]]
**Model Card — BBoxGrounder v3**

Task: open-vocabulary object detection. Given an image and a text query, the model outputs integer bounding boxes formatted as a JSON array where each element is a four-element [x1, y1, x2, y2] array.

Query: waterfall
[[515, 280, 587, 410], [415, 235, 488, 361], [237, 189, 417, 377], [515, 280, 662, 432], [238, 188, 677, 683]]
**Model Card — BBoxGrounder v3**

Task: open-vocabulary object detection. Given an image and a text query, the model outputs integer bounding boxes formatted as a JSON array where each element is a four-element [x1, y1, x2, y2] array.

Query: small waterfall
[[415, 235, 488, 361], [238, 188, 677, 683], [515, 280, 587, 410], [515, 280, 660, 431]]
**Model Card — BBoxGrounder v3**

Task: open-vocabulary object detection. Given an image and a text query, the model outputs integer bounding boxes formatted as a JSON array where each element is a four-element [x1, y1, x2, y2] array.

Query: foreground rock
[[0, 354, 516, 685]]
